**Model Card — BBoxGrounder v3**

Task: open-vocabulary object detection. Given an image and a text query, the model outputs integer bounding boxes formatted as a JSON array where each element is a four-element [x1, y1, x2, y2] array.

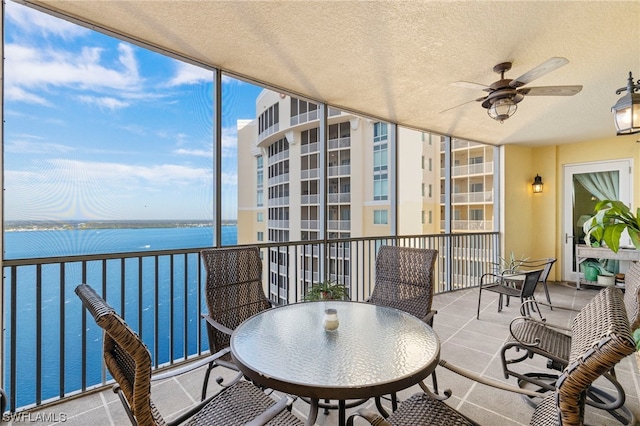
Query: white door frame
[[562, 159, 633, 281]]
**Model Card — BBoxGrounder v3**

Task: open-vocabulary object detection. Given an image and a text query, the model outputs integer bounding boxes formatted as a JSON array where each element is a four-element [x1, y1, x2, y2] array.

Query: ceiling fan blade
[[518, 85, 583, 96], [509, 57, 569, 88], [452, 81, 491, 92], [440, 96, 486, 113]]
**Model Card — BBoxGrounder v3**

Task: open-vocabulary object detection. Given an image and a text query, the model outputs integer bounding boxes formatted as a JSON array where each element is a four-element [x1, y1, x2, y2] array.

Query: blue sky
[[4, 1, 262, 221]]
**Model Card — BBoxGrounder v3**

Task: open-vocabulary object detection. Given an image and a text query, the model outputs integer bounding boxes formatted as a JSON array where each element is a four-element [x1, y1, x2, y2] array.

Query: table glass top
[[231, 301, 439, 390]]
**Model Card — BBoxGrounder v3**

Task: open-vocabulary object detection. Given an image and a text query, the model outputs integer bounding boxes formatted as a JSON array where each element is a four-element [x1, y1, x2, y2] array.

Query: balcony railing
[[2, 232, 498, 413]]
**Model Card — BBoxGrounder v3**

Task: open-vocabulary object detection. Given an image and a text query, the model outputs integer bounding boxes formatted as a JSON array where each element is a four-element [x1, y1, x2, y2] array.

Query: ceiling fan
[[444, 57, 583, 122]]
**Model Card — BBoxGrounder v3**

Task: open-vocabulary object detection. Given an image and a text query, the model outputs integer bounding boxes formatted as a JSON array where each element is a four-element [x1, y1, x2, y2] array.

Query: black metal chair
[[477, 268, 543, 319], [515, 258, 557, 307]]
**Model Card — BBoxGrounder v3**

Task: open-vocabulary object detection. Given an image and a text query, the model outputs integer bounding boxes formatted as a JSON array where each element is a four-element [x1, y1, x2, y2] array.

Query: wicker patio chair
[[501, 270, 640, 424], [368, 245, 439, 325], [476, 268, 544, 319], [367, 245, 438, 406], [348, 286, 636, 426], [200, 247, 272, 401], [75, 283, 302, 426]]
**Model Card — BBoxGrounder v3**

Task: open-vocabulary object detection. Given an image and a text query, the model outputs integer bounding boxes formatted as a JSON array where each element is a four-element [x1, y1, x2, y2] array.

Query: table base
[[300, 397, 369, 426]]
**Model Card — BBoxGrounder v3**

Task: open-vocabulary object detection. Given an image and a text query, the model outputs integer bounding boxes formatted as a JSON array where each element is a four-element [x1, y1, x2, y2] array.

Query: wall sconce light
[[612, 71, 640, 135], [532, 174, 543, 193]]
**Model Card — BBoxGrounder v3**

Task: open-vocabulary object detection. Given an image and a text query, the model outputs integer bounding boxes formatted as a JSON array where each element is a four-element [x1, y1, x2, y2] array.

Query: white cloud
[[78, 95, 130, 110], [5, 42, 142, 104], [6, 1, 89, 39], [174, 148, 211, 157], [222, 127, 238, 157], [167, 62, 213, 87], [4, 86, 49, 105], [45, 159, 212, 185], [5, 138, 75, 155], [222, 171, 237, 185]]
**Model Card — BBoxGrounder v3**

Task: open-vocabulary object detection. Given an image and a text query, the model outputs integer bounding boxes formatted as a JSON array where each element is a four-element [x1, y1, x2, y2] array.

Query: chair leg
[[542, 281, 553, 309], [477, 288, 482, 319], [431, 370, 439, 395], [201, 361, 214, 401]]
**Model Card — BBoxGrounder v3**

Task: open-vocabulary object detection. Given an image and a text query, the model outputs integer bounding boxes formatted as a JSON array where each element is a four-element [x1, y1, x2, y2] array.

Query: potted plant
[[583, 200, 640, 253], [492, 251, 529, 274], [303, 280, 349, 301]]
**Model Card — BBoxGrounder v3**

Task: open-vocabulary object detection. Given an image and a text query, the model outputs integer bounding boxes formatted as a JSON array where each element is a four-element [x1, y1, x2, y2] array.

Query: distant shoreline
[[4, 220, 237, 232]]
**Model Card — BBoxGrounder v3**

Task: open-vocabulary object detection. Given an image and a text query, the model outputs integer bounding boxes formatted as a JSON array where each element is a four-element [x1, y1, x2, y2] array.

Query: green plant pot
[[584, 266, 598, 281]]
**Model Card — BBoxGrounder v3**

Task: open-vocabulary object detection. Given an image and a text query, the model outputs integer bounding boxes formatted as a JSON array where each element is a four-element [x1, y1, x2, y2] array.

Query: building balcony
[[4, 233, 502, 413], [440, 220, 493, 231], [440, 162, 494, 178], [328, 193, 351, 204], [17, 281, 639, 425], [440, 191, 494, 204], [328, 164, 351, 176]]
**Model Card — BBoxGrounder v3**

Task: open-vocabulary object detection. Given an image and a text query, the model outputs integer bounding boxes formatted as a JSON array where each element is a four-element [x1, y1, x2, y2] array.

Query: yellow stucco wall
[[505, 134, 640, 281], [503, 145, 536, 261]]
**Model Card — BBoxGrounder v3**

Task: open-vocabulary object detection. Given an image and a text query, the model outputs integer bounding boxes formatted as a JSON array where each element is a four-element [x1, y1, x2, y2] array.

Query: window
[[470, 156, 484, 164], [470, 182, 483, 193], [257, 212, 263, 222], [422, 183, 425, 197], [373, 174, 388, 200], [428, 184, 432, 198], [429, 158, 432, 172], [256, 155, 264, 207], [428, 210, 433, 224], [373, 144, 388, 171], [258, 103, 279, 135], [470, 209, 484, 220], [257, 232, 264, 241], [373, 122, 388, 142], [421, 210, 425, 224], [374, 209, 388, 224], [290, 97, 318, 125]]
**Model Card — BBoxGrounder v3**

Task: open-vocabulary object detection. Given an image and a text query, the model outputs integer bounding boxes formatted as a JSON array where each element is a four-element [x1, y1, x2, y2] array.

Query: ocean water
[[3, 225, 237, 408], [4, 225, 238, 259]]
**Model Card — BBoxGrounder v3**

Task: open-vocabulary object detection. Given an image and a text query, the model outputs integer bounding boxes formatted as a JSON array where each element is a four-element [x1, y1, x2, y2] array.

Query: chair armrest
[[535, 300, 580, 314], [437, 359, 543, 398], [244, 397, 290, 426], [480, 273, 505, 286], [151, 348, 233, 381], [508, 315, 571, 349], [346, 408, 392, 426], [517, 300, 572, 331], [201, 313, 234, 336], [422, 309, 437, 326]]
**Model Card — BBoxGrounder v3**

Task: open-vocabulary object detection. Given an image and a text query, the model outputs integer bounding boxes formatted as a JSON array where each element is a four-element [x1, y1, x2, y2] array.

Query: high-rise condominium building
[[237, 89, 494, 302]]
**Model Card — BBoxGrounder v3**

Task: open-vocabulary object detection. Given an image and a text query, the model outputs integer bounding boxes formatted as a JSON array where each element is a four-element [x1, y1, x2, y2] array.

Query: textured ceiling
[[16, 0, 640, 146]]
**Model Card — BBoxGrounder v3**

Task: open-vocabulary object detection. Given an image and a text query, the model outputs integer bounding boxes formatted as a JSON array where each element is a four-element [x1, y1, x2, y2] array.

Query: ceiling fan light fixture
[[487, 98, 517, 123], [612, 72, 640, 135]]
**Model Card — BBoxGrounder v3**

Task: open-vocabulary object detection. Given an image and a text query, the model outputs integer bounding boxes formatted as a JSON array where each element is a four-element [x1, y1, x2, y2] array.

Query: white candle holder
[[323, 308, 339, 331]]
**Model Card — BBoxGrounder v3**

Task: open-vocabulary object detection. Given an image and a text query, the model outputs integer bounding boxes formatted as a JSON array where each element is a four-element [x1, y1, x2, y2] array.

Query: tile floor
[[17, 282, 640, 425]]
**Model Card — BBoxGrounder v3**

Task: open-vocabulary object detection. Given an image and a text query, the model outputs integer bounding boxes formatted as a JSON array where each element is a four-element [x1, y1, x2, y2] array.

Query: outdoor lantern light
[[612, 71, 640, 135], [487, 98, 517, 123], [532, 175, 543, 193]]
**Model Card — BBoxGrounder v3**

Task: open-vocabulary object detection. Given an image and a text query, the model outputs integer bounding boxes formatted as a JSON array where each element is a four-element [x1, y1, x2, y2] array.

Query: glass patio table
[[230, 300, 440, 426]]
